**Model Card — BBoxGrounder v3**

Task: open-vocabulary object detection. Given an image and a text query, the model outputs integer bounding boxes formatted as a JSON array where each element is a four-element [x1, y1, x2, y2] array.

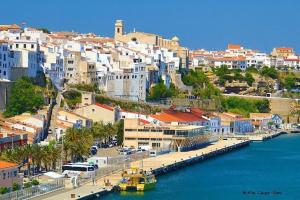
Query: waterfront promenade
[[36, 138, 249, 200]]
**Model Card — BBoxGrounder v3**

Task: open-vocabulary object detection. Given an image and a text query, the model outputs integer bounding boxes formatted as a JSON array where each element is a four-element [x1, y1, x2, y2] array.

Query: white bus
[[62, 164, 96, 178]]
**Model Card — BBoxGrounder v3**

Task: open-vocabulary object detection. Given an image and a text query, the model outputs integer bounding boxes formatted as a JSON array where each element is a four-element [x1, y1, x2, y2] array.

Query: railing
[[0, 179, 64, 200], [78, 151, 149, 185]]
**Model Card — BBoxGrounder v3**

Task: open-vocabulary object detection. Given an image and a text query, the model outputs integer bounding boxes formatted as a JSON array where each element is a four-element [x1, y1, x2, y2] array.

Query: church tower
[[114, 20, 124, 40]]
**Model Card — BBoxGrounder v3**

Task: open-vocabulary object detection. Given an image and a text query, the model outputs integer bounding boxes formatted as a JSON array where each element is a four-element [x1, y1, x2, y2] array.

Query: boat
[[116, 167, 156, 191]]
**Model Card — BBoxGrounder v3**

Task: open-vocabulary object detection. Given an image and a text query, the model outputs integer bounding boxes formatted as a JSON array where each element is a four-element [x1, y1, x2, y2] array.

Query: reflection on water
[[119, 191, 145, 196]]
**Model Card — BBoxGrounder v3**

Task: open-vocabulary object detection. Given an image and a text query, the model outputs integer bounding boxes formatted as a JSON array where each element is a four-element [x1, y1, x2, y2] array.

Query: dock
[[228, 131, 287, 141], [37, 139, 250, 200]]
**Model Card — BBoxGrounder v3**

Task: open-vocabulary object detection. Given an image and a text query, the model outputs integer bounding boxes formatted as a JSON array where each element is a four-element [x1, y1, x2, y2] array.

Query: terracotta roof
[[0, 161, 18, 169], [150, 108, 207, 123], [228, 44, 241, 50], [213, 55, 245, 62], [0, 24, 21, 31], [252, 121, 262, 126], [275, 47, 293, 52], [95, 103, 114, 111]]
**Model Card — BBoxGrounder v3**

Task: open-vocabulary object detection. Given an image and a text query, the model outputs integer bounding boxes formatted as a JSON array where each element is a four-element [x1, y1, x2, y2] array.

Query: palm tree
[[48, 141, 61, 170], [91, 122, 106, 141], [31, 144, 43, 173], [104, 123, 116, 143], [23, 145, 33, 176], [64, 127, 93, 162]]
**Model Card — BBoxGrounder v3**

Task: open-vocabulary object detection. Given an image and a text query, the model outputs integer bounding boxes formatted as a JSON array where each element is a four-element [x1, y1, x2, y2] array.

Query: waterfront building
[[123, 118, 210, 152], [250, 113, 283, 130], [150, 107, 210, 127], [216, 113, 253, 135], [0, 161, 22, 190]]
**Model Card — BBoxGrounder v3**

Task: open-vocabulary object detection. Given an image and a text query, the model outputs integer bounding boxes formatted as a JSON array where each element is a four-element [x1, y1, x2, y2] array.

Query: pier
[[228, 131, 287, 141], [37, 139, 250, 200]]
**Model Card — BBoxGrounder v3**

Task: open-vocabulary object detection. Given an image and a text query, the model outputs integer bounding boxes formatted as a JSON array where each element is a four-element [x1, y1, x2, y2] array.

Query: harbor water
[[101, 134, 300, 200]]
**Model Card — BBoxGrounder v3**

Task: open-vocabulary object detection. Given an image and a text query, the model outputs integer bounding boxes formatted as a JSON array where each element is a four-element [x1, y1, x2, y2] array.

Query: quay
[[228, 130, 287, 141], [37, 139, 250, 200]]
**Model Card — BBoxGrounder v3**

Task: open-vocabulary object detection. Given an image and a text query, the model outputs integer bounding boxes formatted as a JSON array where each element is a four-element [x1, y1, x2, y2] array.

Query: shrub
[[32, 179, 40, 185], [0, 187, 9, 194], [12, 183, 20, 191]]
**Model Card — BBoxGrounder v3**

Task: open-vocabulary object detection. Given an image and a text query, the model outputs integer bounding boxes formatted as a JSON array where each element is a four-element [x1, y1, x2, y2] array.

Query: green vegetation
[[96, 95, 161, 114], [212, 66, 255, 86], [37, 28, 51, 34], [63, 127, 93, 162], [221, 97, 270, 117], [245, 66, 259, 73], [260, 66, 278, 79], [69, 83, 101, 93], [4, 77, 45, 118], [23, 180, 39, 188], [282, 73, 297, 92], [0, 142, 61, 175], [0, 187, 9, 194], [62, 90, 82, 108], [244, 72, 255, 86], [182, 69, 209, 87], [12, 183, 20, 191], [148, 79, 180, 100], [115, 119, 124, 145], [182, 69, 221, 99]]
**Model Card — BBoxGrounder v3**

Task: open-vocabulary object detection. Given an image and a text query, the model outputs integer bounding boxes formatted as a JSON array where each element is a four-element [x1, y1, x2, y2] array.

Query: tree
[[115, 120, 124, 146], [245, 72, 255, 86], [182, 69, 209, 87], [64, 127, 93, 162], [91, 122, 106, 141], [283, 74, 296, 92], [255, 99, 270, 113], [148, 79, 173, 100], [4, 77, 45, 117], [37, 28, 51, 34], [62, 90, 82, 108], [192, 83, 221, 99], [260, 66, 278, 79]]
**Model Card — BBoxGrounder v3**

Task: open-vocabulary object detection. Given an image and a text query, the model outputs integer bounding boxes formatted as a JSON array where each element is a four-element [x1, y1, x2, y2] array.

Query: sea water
[[101, 134, 300, 200]]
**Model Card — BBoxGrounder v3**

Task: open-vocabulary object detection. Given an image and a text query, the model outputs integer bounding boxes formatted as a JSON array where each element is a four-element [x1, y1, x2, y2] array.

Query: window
[[16, 44, 19, 48], [31, 44, 34, 49], [23, 44, 27, 48]]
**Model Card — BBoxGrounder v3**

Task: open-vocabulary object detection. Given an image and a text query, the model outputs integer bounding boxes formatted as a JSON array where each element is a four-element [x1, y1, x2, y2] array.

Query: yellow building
[[73, 103, 119, 124], [123, 118, 210, 152], [114, 20, 189, 68]]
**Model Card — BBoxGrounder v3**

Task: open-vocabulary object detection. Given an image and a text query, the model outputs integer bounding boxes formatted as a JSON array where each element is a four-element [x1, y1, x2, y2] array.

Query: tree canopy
[[221, 97, 270, 117], [4, 77, 45, 117]]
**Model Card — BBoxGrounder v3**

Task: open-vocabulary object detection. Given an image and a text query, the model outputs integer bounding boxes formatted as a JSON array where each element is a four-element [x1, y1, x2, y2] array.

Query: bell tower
[[115, 20, 124, 40]]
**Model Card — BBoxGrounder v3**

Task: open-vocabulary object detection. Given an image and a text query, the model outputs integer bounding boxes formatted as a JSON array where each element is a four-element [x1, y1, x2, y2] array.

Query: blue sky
[[1, 0, 299, 53]]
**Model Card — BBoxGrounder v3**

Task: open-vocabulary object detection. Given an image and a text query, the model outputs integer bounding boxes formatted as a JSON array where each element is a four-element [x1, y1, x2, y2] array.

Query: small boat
[[116, 167, 156, 191]]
